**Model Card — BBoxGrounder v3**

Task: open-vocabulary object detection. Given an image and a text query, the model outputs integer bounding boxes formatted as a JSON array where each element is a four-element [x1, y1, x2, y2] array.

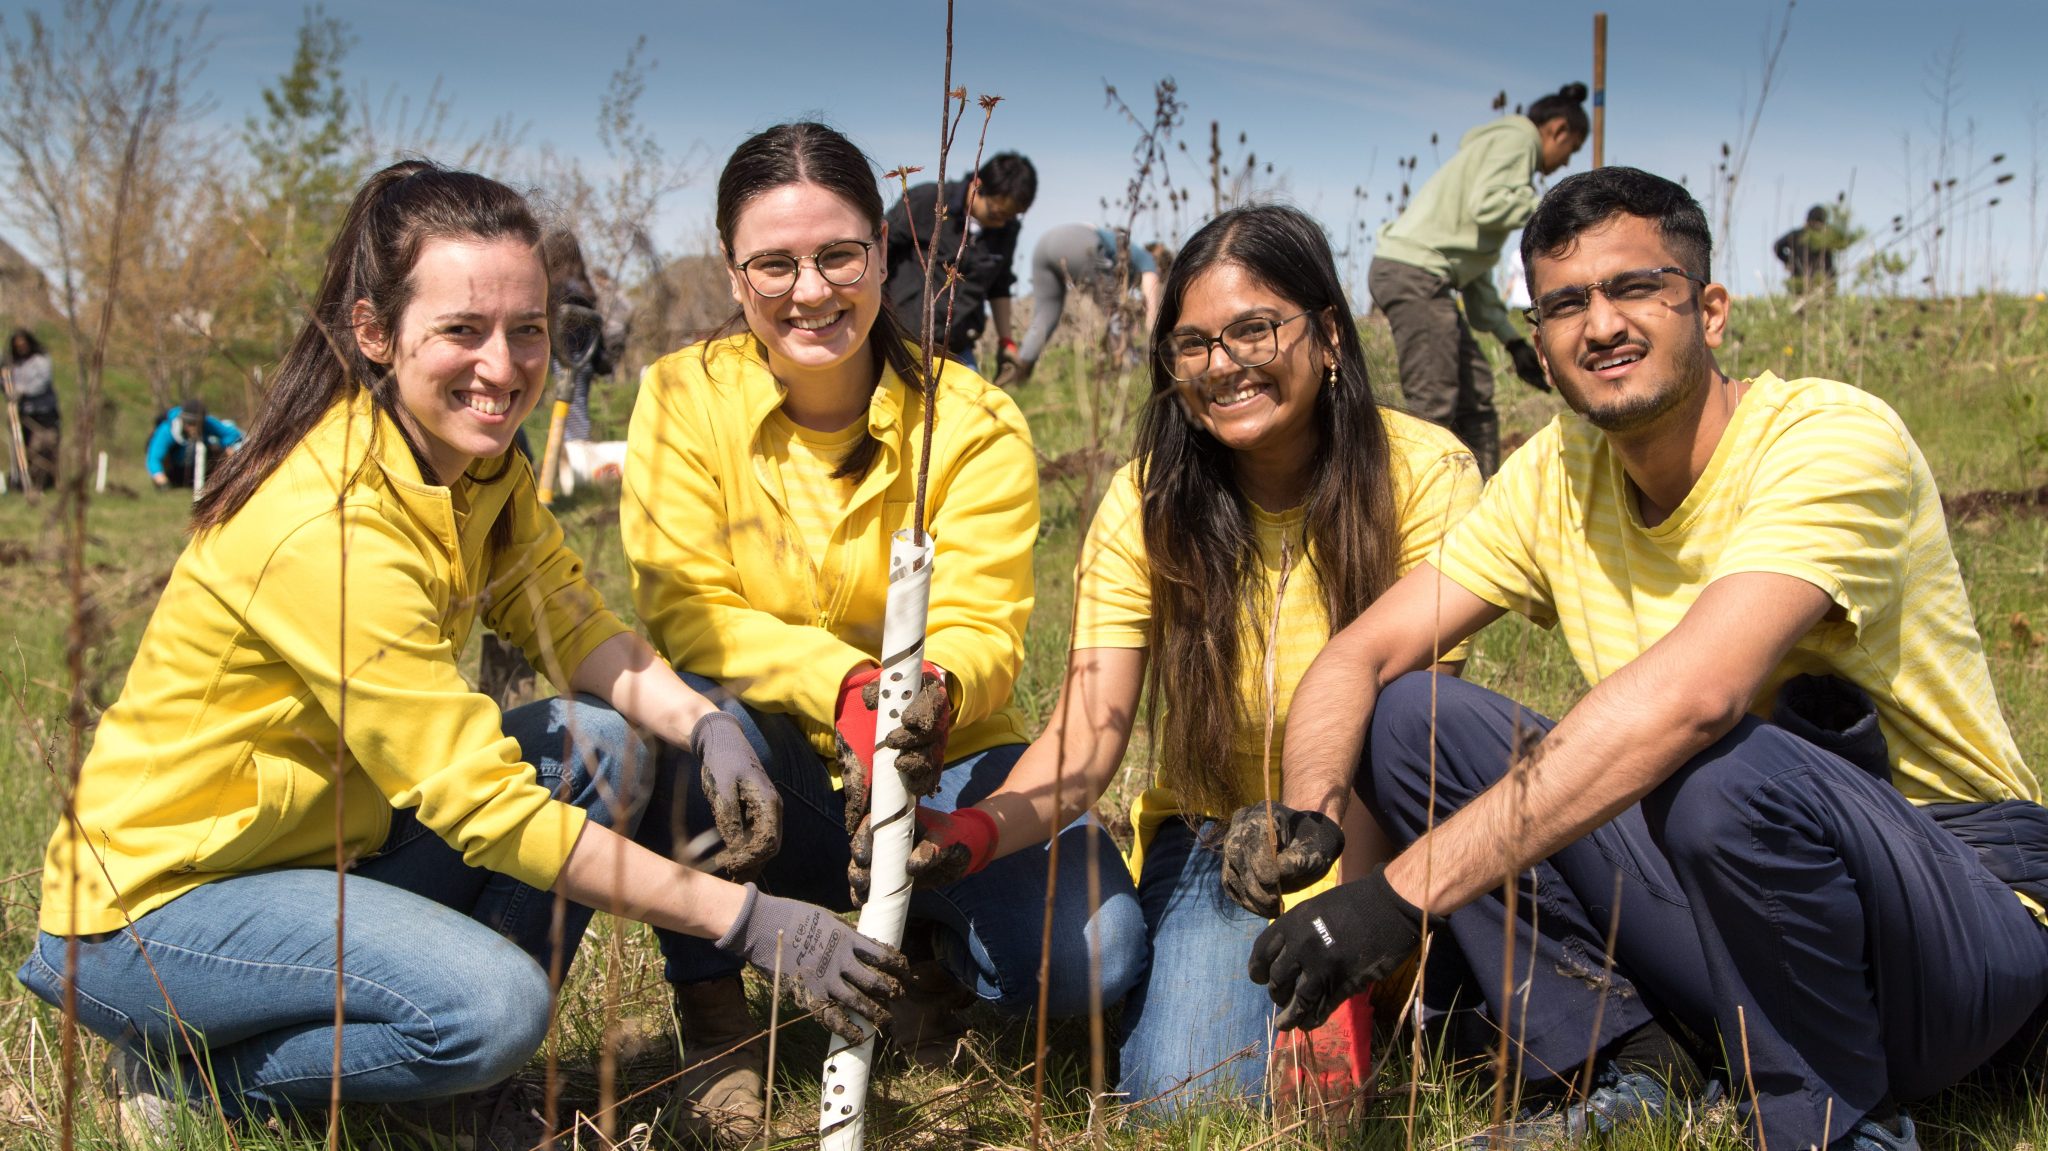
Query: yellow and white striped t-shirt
[[759, 409, 865, 578], [1073, 408, 1482, 819], [1436, 371, 2036, 809]]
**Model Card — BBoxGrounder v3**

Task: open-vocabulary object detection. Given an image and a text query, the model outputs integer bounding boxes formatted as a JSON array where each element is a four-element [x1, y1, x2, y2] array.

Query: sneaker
[[1836, 1112, 1919, 1151], [1465, 1068, 1723, 1150], [374, 1079, 551, 1151], [670, 977, 767, 1146], [884, 960, 975, 1070]]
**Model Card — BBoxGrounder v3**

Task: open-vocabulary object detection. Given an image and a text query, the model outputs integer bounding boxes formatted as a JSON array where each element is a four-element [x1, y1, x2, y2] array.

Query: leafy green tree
[[238, 5, 358, 347]]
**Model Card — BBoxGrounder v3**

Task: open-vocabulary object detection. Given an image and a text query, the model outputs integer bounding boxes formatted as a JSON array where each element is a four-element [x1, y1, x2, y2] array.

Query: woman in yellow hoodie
[[19, 161, 905, 1142], [621, 121, 1144, 1142]]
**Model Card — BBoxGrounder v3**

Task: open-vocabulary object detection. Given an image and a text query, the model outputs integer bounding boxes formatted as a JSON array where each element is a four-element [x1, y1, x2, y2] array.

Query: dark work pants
[[1358, 672, 2048, 1150], [1368, 257, 1499, 476]]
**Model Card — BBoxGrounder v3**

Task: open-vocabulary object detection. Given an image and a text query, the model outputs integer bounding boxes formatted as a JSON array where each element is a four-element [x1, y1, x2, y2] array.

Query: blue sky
[[20, 0, 2048, 296]]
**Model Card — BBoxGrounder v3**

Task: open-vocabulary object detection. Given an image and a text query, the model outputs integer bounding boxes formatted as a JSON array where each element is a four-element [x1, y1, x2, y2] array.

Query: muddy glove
[[713, 883, 910, 1042], [1221, 801, 1347, 918], [1504, 338, 1551, 393], [1250, 866, 1422, 1032], [835, 661, 953, 833], [849, 805, 999, 904], [693, 711, 781, 879]]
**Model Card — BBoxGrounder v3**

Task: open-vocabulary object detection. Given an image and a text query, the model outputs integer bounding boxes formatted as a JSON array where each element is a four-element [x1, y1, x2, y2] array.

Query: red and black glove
[[849, 805, 999, 904], [834, 660, 953, 831]]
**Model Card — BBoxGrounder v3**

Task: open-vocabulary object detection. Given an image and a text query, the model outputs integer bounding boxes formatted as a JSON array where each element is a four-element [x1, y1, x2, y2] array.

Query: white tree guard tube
[[191, 438, 208, 501], [820, 528, 933, 1149]]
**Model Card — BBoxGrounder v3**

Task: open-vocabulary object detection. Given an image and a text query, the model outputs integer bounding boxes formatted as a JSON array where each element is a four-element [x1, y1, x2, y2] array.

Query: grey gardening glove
[[693, 711, 781, 880], [1221, 801, 1347, 918], [1505, 338, 1552, 393], [713, 883, 910, 1042]]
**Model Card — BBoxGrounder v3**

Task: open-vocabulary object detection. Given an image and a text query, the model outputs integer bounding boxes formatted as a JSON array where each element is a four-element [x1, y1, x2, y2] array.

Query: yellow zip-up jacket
[[622, 334, 1036, 763], [39, 391, 630, 936]]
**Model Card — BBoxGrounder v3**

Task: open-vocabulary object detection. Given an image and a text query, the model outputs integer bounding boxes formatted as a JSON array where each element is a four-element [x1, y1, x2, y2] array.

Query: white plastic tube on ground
[[191, 438, 207, 501], [819, 528, 933, 1149]]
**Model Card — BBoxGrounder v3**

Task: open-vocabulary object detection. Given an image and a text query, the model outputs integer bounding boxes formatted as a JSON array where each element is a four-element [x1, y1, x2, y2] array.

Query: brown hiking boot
[[885, 960, 976, 1070], [670, 977, 767, 1146]]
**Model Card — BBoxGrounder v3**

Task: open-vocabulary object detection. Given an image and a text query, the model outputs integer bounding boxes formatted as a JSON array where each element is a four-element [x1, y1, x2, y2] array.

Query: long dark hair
[[1134, 204, 1401, 817], [707, 121, 930, 480], [192, 160, 543, 534], [8, 328, 44, 362]]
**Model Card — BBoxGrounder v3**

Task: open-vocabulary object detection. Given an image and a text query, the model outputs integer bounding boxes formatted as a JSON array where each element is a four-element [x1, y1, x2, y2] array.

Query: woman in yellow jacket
[[19, 161, 905, 1142], [621, 121, 1144, 1141]]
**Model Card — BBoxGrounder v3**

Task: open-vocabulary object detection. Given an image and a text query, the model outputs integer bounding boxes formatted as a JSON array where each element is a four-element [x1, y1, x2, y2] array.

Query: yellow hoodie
[[39, 391, 629, 936], [622, 334, 1036, 764]]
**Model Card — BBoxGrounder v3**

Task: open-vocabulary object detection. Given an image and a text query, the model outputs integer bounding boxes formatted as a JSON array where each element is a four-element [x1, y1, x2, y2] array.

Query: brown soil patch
[[1945, 484, 2048, 523]]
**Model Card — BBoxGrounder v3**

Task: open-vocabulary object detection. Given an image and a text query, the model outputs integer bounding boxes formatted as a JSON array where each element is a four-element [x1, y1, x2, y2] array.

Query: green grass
[[2, 294, 2045, 1148]]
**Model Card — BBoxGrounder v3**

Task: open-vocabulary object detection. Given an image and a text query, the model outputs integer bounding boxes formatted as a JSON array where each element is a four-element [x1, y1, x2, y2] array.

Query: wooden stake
[[1592, 13, 1608, 168]]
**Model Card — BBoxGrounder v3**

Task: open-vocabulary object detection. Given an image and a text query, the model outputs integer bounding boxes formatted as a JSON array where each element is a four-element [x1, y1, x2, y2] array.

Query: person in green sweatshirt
[[1368, 83, 1589, 474]]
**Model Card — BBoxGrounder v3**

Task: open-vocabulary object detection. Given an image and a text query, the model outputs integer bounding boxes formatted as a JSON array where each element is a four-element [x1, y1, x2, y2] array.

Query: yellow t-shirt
[[1436, 371, 2036, 809], [1074, 408, 1482, 832], [760, 409, 865, 582]]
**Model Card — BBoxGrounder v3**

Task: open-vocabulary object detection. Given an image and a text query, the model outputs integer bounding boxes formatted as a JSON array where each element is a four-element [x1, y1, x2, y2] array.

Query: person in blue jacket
[[147, 399, 243, 490]]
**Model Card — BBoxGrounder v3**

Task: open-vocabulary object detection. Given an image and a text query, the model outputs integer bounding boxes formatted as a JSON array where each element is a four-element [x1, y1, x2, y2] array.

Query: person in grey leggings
[[1011, 224, 1162, 383]]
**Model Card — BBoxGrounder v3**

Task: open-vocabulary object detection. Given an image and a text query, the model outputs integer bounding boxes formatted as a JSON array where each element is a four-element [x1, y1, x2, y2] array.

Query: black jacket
[[883, 180, 1021, 354]]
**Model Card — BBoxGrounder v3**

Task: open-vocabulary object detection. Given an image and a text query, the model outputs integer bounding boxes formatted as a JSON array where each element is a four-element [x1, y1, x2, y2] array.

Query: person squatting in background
[[20, 159, 905, 1149], [1368, 82, 1590, 475], [620, 121, 1142, 1146], [146, 399, 244, 491]]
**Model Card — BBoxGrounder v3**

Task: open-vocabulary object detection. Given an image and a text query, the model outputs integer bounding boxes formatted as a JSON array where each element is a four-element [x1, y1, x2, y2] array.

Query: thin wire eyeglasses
[[1161, 310, 1316, 381], [1523, 266, 1706, 326], [732, 239, 875, 298]]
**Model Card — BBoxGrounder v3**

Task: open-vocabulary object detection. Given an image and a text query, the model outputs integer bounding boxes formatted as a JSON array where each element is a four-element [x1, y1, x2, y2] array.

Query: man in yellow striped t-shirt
[[1231, 168, 2048, 1151]]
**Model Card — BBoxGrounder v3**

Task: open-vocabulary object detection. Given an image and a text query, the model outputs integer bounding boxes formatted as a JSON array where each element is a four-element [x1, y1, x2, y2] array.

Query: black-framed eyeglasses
[[732, 239, 875, 298], [1523, 266, 1705, 326], [1160, 310, 1316, 381]]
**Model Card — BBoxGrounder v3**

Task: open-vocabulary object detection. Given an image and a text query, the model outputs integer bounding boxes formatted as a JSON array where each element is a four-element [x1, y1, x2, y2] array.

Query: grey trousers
[[1369, 256, 1499, 475]]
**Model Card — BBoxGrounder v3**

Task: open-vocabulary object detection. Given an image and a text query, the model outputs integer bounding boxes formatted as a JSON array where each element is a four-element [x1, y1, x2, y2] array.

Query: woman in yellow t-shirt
[[18, 161, 904, 1140], [882, 203, 1481, 1115], [620, 121, 1145, 1142]]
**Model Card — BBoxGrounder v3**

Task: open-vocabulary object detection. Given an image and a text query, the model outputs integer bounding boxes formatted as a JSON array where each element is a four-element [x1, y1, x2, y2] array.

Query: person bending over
[[1368, 82, 1588, 474]]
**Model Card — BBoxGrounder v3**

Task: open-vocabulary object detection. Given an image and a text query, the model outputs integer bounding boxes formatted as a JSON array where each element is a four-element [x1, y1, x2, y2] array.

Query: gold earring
[[1326, 363, 1338, 384]]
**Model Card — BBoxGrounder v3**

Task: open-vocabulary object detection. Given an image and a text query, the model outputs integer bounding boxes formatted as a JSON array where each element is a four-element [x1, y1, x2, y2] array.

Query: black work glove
[[1505, 338, 1551, 393], [713, 883, 911, 1043], [1220, 801, 1347, 918], [1249, 866, 1423, 1032], [692, 711, 781, 880]]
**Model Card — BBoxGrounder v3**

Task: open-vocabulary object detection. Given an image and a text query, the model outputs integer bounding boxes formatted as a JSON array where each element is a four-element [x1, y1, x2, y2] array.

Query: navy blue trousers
[[1359, 672, 2048, 1150]]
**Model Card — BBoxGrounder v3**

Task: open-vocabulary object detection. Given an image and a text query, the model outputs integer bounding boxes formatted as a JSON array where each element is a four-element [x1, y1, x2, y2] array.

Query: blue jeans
[[18, 695, 650, 1117], [1361, 672, 2048, 1151], [1117, 818, 1273, 1117], [638, 674, 1146, 1016]]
